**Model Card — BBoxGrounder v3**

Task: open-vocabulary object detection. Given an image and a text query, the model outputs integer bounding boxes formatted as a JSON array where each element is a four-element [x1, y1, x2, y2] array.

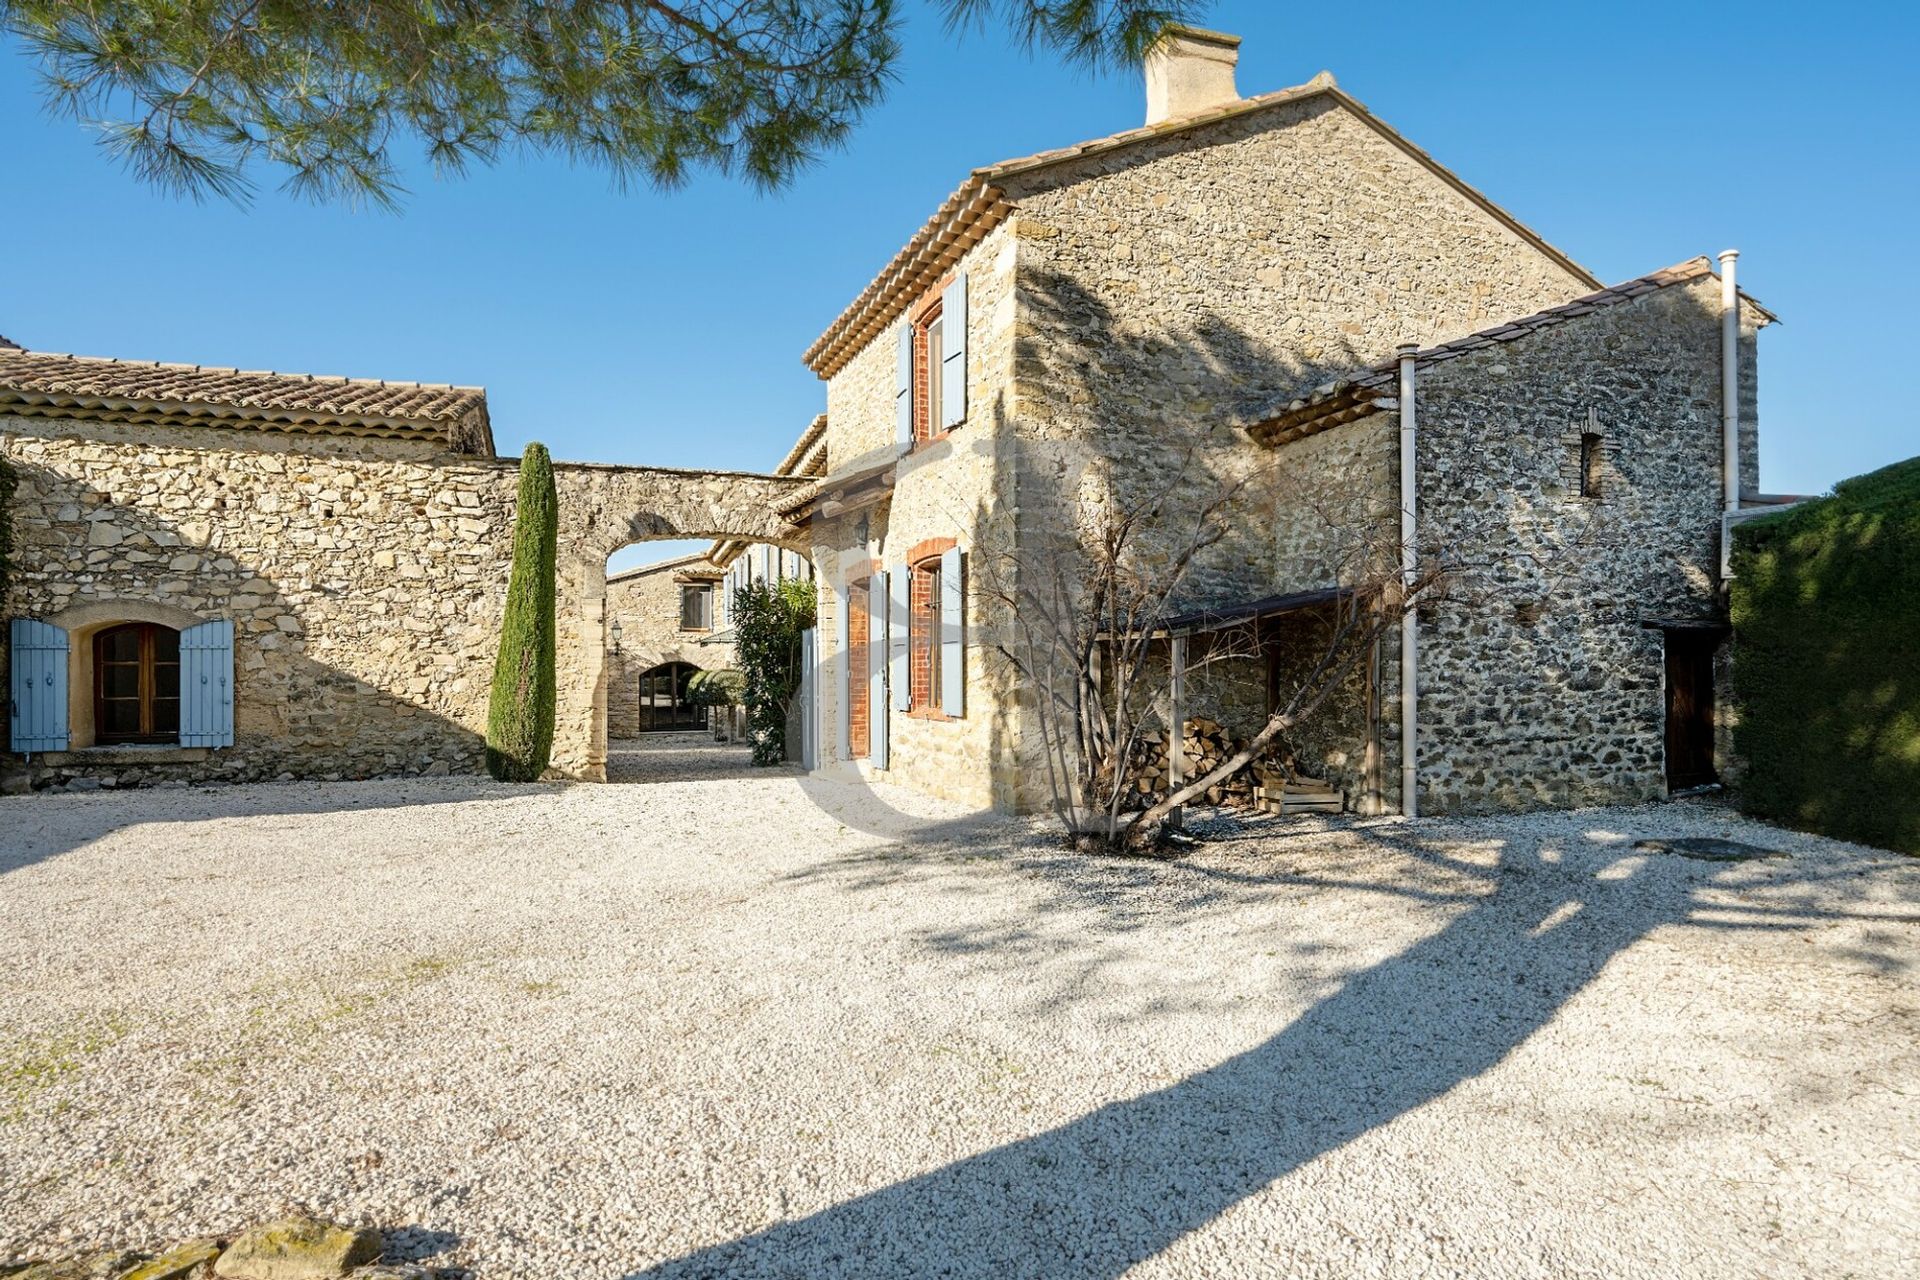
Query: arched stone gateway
[[549, 461, 811, 779]]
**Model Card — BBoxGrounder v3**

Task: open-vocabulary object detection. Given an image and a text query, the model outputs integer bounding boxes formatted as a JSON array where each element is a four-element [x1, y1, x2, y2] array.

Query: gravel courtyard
[[2, 736, 1916, 1279]]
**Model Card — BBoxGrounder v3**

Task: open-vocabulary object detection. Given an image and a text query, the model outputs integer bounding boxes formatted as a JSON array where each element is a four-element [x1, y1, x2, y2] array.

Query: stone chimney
[[1144, 26, 1241, 126]]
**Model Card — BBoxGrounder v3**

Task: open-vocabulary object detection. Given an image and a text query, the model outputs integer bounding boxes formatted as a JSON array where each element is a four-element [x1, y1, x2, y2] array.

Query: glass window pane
[[152, 698, 180, 735], [151, 628, 180, 663], [100, 700, 141, 736], [101, 628, 141, 662], [103, 665, 141, 699], [152, 662, 180, 700]]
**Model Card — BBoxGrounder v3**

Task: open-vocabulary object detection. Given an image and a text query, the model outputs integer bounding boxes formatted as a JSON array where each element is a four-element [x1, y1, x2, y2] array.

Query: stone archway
[[548, 461, 811, 779]]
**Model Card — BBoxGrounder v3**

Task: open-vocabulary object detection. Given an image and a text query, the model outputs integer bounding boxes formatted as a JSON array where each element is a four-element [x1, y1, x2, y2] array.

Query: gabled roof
[[1246, 256, 1776, 447], [0, 347, 493, 454], [706, 413, 828, 567], [771, 413, 829, 478], [803, 74, 1603, 378], [607, 552, 720, 585]]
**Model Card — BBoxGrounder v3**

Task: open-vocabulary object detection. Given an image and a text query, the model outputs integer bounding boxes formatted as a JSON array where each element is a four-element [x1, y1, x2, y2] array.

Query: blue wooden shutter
[[895, 323, 914, 452], [179, 619, 235, 748], [889, 562, 911, 712], [834, 582, 851, 759], [941, 272, 968, 430], [940, 547, 965, 717], [868, 570, 889, 768], [9, 618, 69, 753]]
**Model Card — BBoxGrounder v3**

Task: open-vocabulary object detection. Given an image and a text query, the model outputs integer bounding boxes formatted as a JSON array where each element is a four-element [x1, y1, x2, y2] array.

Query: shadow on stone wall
[[795, 273, 1338, 829], [2, 456, 492, 797]]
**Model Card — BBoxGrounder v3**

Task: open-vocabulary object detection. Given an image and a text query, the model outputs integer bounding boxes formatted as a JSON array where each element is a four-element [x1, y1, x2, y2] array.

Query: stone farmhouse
[[787, 26, 1781, 814], [3, 27, 1785, 815]]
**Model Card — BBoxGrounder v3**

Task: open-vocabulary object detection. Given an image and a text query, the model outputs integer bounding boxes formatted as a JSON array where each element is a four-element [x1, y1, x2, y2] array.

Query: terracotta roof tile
[[0, 348, 492, 453]]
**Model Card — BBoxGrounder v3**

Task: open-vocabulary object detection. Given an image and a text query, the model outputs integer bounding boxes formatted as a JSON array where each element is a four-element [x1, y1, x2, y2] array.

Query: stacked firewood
[[1122, 718, 1296, 810]]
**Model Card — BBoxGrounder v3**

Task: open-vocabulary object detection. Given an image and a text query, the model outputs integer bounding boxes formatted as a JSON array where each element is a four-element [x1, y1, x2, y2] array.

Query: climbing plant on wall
[[732, 576, 817, 766], [1731, 456, 1919, 854], [486, 444, 557, 782]]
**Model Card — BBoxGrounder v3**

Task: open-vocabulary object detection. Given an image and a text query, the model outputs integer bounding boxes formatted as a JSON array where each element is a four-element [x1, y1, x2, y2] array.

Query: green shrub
[[485, 445, 558, 781], [731, 575, 816, 766], [1731, 456, 1919, 853], [687, 668, 745, 709]]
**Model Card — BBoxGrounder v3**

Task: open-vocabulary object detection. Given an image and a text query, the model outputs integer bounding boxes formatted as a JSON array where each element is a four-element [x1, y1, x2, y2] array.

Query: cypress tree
[[486, 444, 557, 781]]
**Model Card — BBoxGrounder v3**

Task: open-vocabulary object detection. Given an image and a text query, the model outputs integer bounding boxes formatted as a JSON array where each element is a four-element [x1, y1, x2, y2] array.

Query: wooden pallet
[[1253, 777, 1344, 815]]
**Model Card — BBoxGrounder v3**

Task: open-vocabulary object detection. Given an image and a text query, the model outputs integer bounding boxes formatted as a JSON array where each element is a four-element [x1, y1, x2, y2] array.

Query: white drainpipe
[[1398, 344, 1420, 819], [1720, 249, 1741, 579]]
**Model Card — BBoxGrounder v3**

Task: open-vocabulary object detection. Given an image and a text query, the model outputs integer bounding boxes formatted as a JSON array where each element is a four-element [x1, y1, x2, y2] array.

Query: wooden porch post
[[1168, 631, 1187, 831]]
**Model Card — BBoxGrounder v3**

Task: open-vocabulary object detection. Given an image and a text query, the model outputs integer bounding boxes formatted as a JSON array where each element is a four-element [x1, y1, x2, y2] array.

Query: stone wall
[[1, 418, 515, 785], [1406, 277, 1742, 813], [1002, 94, 1594, 613], [605, 560, 733, 738], [1, 417, 809, 787]]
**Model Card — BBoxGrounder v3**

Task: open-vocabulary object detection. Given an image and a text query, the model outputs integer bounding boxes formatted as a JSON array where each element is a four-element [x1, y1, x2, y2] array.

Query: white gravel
[[2, 734, 1916, 1279]]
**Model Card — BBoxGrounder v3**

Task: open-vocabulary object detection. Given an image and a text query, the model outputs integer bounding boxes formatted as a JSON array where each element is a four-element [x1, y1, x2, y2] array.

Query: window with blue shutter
[[9, 618, 70, 753], [889, 562, 910, 713], [940, 546, 965, 717], [179, 619, 235, 748], [940, 272, 968, 430], [868, 569, 889, 768], [894, 323, 914, 453]]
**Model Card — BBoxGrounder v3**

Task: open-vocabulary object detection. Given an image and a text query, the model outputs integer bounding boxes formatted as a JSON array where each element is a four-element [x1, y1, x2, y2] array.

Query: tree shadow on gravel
[[0, 779, 538, 876], [624, 820, 1914, 1280]]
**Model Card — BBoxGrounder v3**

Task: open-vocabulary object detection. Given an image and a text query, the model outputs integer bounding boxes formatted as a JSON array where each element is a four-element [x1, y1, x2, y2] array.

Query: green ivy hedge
[[1731, 457, 1919, 853]]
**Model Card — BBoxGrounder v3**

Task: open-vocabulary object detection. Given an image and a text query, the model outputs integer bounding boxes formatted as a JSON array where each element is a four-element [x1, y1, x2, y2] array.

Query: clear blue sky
[[5, 1, 1915, 573]]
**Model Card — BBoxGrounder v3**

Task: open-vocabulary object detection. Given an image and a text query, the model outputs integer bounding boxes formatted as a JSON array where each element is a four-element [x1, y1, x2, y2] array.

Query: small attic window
[[1578, 432, 1604, 499]]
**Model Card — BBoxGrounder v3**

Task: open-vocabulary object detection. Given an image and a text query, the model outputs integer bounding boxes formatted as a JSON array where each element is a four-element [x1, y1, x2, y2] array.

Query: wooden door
[[847, 580, 871, 758], [1664, 629, 1720, 791]]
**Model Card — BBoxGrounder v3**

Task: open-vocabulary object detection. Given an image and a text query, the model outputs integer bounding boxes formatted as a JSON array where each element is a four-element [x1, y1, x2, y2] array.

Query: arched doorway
[[636, 661, 706, 733], [551, 463, 812, 779]]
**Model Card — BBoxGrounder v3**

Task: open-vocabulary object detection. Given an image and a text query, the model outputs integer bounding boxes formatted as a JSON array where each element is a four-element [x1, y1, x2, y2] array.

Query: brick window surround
[[907, 279, 953, 449], [905, 538, 958, 719]]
